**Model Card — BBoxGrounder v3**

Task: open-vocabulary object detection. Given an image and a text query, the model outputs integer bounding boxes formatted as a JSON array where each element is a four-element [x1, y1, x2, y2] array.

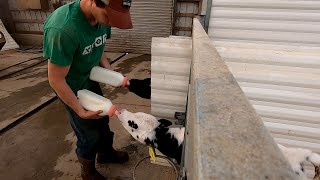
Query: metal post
[[204, 0, 212, 33]]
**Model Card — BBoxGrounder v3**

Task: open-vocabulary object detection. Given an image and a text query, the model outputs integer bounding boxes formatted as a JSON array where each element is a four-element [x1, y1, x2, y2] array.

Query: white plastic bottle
[[77, 89, 116, 117], [89, 66, 128, 87]]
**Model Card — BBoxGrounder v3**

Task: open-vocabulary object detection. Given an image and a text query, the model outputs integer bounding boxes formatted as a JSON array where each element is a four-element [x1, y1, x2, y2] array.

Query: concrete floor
[[0, 51, 176, 180]]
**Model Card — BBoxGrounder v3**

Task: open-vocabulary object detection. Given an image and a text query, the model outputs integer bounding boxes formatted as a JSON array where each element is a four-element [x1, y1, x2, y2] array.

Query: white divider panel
[[211, 35, 320, 158], [151, 36, 192, 119], [208, 2, 320, 173], [209, 0, 320, 48]]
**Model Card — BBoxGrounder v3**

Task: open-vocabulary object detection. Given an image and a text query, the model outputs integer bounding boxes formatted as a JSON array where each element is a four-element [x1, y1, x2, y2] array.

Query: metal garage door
[[207, 1, 320, 174], [106, 0, 173, 54], [8, 0, 173, 54]]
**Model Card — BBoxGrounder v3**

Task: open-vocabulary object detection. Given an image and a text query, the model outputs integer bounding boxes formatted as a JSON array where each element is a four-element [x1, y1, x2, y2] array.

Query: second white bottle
[[90, 66, 128, 87], [77, 89, 116, 117]]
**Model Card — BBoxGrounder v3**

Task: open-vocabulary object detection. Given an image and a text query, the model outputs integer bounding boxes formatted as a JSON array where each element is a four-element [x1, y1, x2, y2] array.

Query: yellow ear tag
[[149, 147, 156, 162]]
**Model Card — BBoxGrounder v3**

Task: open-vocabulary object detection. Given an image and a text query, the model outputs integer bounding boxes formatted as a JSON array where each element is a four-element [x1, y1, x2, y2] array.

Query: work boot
[[97, 148, 129, 164], [77, 155, 106, 180]]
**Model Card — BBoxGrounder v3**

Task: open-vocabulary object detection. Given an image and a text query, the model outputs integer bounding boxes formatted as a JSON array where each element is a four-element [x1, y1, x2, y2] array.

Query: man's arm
[[99, 51, 112, 70], [48, 61, 102, 119]]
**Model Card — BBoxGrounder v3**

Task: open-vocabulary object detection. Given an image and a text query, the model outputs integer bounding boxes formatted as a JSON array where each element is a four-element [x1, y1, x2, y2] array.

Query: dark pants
[[62, 83, 114, 160]]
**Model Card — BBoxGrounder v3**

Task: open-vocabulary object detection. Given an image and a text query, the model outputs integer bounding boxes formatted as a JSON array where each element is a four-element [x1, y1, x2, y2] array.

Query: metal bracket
[[174, 112, 186, 125], [177, 166, 187, 180], [175, 112, 186, 120]]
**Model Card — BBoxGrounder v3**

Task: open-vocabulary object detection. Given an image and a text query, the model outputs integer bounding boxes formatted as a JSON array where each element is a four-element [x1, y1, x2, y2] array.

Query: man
[[43, 0, 132, 179]]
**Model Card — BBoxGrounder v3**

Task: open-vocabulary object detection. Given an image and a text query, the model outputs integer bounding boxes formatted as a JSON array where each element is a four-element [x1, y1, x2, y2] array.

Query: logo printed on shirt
[[103, 34, 107, 43], [82, 33, 107, 55], [95, 36, 102, 46], [82, 45, 92, 55]]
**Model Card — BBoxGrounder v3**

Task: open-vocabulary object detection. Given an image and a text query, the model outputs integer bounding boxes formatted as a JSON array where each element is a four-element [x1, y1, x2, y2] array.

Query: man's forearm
[[50, 79, 84, 114], [99, 52, 112, 69]]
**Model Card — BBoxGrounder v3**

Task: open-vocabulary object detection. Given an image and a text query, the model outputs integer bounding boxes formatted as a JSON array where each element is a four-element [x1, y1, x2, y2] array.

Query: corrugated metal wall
[[208, 1, 320, 176], [106, 0, 173, 54], [7, 0, 173, 54], [8, 0, 50, 34], [151, 36, 192, 119]]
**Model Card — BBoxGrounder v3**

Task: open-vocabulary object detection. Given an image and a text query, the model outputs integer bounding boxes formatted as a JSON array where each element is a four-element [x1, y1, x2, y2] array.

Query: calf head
[[116, 109, 160, 144], [116, 109, 185, 163]]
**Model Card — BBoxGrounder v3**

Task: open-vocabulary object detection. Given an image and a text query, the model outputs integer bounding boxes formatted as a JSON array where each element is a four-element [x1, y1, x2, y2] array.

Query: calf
[[278, 144, 320, 180], [115, 109, 184, 164]]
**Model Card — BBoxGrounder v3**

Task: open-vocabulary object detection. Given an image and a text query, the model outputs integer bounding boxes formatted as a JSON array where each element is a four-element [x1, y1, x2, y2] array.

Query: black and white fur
[[115, 109, 184, 164], [278, 144, 320, 180]]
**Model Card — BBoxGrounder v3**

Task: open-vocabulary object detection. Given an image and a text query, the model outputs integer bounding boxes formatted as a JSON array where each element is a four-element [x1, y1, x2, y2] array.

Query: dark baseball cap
[[101, 0, 133, 29]]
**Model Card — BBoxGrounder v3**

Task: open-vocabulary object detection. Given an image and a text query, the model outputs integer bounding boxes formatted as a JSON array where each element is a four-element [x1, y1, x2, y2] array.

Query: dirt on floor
[[0, 51, 176, 180]]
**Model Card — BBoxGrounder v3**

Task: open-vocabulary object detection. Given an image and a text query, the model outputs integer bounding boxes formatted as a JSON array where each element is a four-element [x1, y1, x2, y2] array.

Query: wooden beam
[[172, 0, 178, 35], [15, 31, 43, 35], [198, 0, 203, 15], [174, 27, 192, 31], [13, 19, 45, 24], [13, 33, 43, 46], [0, 0, 16, 33], [177, 0, 201, 2], [175, 13, 196, 17], [10, 9, 51, 12]]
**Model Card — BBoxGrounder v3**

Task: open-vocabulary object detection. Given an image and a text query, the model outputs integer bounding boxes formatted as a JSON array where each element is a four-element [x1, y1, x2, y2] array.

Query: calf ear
[[158, 119, 172, 127]]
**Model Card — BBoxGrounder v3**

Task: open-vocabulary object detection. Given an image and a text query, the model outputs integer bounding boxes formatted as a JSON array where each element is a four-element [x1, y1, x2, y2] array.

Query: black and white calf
[[115, 109, 184, 164], [278, 144, 320, 180]]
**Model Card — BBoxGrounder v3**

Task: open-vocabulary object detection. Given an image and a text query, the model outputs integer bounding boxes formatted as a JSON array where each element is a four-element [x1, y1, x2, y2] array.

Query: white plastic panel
[[151, 36, 192, 119], [208, 0, 320, 164], [209, 0, 320, 48]]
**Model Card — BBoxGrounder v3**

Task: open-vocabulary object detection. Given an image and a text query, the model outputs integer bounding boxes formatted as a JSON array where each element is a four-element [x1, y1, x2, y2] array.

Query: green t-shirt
[[43, 0, 111, 93]]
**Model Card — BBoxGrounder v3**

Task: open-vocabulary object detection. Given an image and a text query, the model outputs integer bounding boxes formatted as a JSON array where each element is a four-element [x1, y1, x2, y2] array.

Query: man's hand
[[78, 109, 104, 119]]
